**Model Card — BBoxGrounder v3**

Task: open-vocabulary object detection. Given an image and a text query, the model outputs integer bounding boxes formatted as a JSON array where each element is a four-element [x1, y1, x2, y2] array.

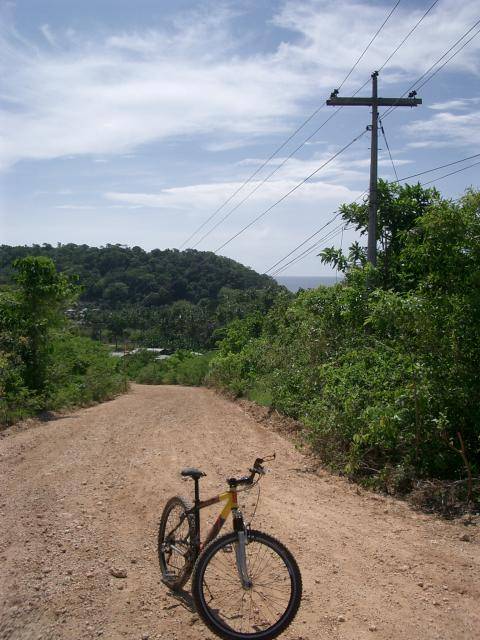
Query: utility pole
[[327, 71, 421, 266]]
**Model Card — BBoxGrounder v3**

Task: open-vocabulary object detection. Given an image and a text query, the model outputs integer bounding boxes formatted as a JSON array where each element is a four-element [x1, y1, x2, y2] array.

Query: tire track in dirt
[[0, 384, 478, 640]]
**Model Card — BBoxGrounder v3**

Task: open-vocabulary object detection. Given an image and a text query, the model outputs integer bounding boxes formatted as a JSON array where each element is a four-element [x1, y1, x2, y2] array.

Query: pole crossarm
[[326, 71, 422, 266], [326, 96, 422, 107]]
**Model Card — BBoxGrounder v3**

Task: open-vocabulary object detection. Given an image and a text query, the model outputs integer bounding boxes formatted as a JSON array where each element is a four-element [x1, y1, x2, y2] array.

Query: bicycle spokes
[[162, 505, 192, 578], [199, 535, 294, 634]]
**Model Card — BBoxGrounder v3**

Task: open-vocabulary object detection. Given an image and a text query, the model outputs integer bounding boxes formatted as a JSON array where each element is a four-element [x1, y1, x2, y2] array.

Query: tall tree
[[11, 256, 78, 392]]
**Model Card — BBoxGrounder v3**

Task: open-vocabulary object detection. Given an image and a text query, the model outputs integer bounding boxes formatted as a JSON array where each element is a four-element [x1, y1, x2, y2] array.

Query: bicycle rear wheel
[[158, 496, 195, 590], [191, 529, 302, 640]]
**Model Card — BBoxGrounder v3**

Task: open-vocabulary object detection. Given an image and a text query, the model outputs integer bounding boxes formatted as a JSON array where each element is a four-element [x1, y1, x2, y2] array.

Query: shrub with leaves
[[0, 256, 125, 425], [209, 185, 480, 499]]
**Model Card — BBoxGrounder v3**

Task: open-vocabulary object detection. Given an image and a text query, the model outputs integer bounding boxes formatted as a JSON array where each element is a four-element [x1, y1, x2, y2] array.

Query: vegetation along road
[[0, 385, 478, 640]]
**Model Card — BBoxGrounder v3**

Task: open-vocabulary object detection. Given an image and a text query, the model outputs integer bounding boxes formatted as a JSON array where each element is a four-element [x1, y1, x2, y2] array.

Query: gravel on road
[[0, 384, 478, 640]]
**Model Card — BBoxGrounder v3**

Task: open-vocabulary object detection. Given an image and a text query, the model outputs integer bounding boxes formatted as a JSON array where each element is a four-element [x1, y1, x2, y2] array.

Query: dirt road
[[0, 385, 478, 640]]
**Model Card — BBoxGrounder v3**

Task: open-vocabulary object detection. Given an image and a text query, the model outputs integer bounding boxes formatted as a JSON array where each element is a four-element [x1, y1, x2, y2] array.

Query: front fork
[[233, 509, 252, 589]]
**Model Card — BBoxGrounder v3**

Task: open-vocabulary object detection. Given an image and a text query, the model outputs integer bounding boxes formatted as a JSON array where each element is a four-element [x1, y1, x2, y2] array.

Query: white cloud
[[430, 97, 480, 111], [55, 204, 97, 210], [274, 0, 480, 83], [1, 1, 479, 169], [405, 110, 480, 148], [39, 24, 57, 47], [105, 176, 361, 212]]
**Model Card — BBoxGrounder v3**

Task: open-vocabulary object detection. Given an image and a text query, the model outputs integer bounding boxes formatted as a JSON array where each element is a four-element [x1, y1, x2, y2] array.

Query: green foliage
[[9, 256, 79, 392], [47, 335, 124, 408], [321, 180, 441, 289], [209, 186, 480, 496], [246, 381, 273, 407], [0, 244, 279, 307], [0, 244, 284, 352], [0, 256, 124, 425], [128, 350, 214, 386]]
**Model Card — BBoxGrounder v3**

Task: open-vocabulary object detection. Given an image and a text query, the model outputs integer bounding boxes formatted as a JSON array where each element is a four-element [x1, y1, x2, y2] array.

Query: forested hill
[[0, 244, 278, 307]]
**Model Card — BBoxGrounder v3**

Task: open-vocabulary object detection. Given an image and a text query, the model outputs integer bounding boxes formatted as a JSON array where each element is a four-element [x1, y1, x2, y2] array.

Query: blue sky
[[1, 0, 479, 275]]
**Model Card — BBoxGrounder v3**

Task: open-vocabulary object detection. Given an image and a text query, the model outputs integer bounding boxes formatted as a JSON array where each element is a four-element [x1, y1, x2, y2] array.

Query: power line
[[378, 0, 439, 72], [189, 108, 344, 249], [264, 189, 367, 275], [178, 106, 327, 250], [379, 119, 399, 183], [271, 222, 348, 277], [264, 212, 342, 274], [267, 16, 480, 274], [271, 224, 346, 277], [418, 159, 480, 187], [415, 25, 480, 92], [180, 0, 403, 249], [394, 152, 480, 183], [269, 157, 480, 276], [214, 129, 368, 253], [382, 17, 480, 119], [199, 1, 442, 250], [338, 0, 401, 91], [264, 17, 480, 276]]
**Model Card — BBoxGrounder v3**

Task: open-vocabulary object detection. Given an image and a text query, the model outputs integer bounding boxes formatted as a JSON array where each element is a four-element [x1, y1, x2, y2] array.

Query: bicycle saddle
[[181, 468, 206, 480]]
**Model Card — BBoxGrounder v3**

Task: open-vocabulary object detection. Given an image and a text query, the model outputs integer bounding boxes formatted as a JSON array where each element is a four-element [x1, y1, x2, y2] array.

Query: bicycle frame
[[190, 481, 239, 554]]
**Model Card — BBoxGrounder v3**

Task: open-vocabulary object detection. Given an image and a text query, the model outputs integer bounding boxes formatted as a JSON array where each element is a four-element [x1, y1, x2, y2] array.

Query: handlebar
[[227, 454, 276, 488]]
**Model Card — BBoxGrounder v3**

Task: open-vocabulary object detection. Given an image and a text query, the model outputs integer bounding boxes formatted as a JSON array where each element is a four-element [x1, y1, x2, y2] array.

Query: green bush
[[135, 361, 166, 384], [0, 256, 126, 425], [47, 334, 124, 408], [208, 186, 480, 496], [132, 350, 214, 386]]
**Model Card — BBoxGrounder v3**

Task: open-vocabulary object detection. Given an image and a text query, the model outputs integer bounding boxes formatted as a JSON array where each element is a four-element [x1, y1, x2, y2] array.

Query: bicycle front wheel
[[192, 529, 302, 640]]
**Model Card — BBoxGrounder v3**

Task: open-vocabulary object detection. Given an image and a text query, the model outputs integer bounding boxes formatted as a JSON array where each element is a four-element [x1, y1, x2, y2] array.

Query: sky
[[1, 0, 479, 275]]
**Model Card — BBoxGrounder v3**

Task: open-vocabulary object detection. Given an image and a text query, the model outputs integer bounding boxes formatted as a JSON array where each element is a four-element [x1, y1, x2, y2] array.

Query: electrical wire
[[180, 0, 404, 249], [271, 224, 350, 277], [378, 0, 439, 72], [338, 0, 401, 91], [415, 25, 480, 92], [417, 159, 480, 187], [264, 190, 368, 275], [394, 152, 480, 184], [198, 1, 444, 251], [185, 0, 471, 257], [271, 221, 349, 276], [272, 220, 355, 276], [379, 119, 399, 183], [189, 107, 345, 249], [214, 129, 368, 253], [178, 106, 327, 250], [269, 157, 480, 275], [267, 16, 480, 275], [263, 15, 480, 277], [264, 212, 342, 274], [382, 17, 480, 119]]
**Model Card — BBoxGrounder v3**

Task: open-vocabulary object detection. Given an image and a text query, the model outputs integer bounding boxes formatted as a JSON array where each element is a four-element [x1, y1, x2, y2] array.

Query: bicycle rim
[[192, 530, 301, 640], [158, 497, 194, 588]]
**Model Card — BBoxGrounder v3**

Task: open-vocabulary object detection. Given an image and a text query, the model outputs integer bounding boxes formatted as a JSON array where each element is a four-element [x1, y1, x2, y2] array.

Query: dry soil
[[0, 384, 478, 640]]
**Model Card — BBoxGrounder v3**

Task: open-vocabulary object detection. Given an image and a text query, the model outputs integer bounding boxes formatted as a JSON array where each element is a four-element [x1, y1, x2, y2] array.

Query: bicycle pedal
[[221, 545, 234, 554]]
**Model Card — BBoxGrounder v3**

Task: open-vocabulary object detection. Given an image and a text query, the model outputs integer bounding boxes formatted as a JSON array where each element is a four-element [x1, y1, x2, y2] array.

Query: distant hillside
[[0, 244, 279, 308], [275, 275, 340, 291]]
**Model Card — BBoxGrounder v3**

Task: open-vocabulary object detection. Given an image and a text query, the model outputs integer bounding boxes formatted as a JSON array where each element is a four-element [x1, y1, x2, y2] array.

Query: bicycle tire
[[191, 529, 302, 640], [158, 496, 196, 590]]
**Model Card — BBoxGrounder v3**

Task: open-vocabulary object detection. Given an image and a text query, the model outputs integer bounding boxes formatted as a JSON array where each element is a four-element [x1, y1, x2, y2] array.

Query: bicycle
[[157, 454, 302, 640]]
